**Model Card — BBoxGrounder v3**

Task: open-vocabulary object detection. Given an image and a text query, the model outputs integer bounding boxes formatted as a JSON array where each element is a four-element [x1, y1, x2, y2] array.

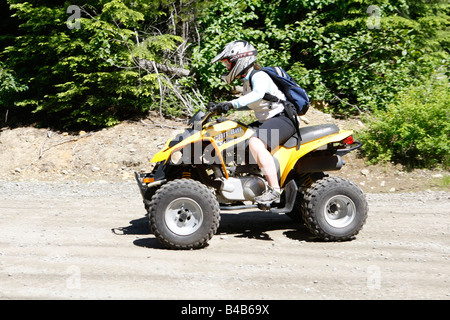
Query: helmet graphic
[[210, 40, 257, 84]]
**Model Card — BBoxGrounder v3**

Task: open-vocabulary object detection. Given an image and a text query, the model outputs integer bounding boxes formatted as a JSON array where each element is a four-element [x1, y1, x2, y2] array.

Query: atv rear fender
[[278, 129, 356, 186]]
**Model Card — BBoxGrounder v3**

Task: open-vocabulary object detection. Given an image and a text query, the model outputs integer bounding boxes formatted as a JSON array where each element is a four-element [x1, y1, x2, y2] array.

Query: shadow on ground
[[113, 210, 318, 249]]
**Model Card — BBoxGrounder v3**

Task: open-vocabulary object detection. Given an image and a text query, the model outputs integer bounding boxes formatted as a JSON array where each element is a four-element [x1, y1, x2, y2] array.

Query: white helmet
[[211, 40, 257, 84]]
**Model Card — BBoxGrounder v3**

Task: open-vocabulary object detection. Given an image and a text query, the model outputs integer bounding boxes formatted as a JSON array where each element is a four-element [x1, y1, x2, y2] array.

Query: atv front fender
[[151, 130, 203, 163], [151, 133, 229, 179]]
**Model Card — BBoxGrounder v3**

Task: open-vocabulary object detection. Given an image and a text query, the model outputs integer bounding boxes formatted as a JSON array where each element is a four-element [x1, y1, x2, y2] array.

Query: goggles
[[221, 58, 232, 71], [220, 50, 257, 71]]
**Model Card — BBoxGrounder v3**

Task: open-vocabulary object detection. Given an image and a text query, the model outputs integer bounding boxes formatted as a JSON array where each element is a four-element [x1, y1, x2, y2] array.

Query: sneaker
[[254, 186, 281, 205]]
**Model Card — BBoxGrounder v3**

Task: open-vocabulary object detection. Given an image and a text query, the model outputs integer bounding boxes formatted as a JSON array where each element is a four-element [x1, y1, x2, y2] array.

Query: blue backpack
[[250, 66, 310, 115]]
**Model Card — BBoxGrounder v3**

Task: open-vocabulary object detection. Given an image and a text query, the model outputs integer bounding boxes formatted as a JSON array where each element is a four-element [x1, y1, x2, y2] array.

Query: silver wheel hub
[[164, 198, 203, 236], [323, 195, 356, 228]]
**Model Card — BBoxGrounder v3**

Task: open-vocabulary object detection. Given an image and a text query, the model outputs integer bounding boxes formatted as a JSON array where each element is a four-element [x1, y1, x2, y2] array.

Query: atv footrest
[[270, 180, 298, 214], [219, 204, 259, 210]]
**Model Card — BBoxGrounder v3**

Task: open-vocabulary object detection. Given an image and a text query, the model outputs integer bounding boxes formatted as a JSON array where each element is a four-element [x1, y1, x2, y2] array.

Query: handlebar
[[189, 102, 226, 130], [202, 110, 215, 125]]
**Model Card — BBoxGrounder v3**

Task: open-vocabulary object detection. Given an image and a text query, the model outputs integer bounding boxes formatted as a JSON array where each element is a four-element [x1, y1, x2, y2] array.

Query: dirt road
[[0, 181, 449, 300]]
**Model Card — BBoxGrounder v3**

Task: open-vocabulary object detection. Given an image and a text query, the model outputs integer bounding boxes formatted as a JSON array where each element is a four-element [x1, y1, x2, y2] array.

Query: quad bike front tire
[[148, 179, 220, 249], [303, 176, 368, 241]]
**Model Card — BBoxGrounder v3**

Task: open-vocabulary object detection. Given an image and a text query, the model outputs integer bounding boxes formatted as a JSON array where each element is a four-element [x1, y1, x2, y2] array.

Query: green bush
[[359, 77, 450, 168], [1, 0, 449, 146], [0, 62, 27, 108], [1, 1, 202, 129], [193, 0, 449, 117]]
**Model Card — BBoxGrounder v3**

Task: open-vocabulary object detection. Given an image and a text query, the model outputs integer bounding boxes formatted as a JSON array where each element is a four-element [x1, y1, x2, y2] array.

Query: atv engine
[[217, 176, 267, 202]]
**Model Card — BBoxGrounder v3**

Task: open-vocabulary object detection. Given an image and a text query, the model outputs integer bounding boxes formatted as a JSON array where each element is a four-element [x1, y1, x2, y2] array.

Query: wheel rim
[[164, 197, 203, 236], [323, 195, 356, 228]]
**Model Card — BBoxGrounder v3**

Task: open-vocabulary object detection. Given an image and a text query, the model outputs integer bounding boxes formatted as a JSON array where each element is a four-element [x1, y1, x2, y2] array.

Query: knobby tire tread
[[148, 179, 220, 250], [302, 176, 368, 241]]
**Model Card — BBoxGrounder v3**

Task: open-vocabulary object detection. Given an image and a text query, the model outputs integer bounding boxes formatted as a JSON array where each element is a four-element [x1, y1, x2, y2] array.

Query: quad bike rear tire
[[303, 176, 368, 241], [148, 179, 220, 249], [286, 172, 328, 223]]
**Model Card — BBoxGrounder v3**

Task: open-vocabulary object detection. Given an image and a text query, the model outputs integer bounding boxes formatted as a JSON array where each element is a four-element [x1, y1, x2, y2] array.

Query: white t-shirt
[[231, 67, 286, 121]]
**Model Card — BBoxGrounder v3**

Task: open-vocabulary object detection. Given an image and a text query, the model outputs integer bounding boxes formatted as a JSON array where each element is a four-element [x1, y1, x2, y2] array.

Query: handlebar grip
[[207, 102, 216, 111]]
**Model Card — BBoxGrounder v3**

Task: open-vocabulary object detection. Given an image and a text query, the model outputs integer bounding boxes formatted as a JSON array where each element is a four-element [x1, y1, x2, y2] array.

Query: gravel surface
[[1, 180, 449, 300], [2, 180, 449, 203]]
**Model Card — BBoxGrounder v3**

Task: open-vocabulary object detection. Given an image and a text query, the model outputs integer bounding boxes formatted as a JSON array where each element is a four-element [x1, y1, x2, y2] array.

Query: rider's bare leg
[[249, 136, 279, 189]]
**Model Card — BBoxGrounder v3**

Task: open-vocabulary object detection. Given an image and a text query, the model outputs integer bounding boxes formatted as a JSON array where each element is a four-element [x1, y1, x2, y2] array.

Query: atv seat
[[283, 124, 339, 148]]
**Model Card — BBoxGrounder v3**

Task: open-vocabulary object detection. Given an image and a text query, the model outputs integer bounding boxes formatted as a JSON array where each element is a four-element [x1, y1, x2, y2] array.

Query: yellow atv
[[135, 106, 368, 249]]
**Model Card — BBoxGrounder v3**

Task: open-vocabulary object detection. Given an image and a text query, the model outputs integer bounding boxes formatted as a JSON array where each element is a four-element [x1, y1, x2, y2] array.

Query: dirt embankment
[[0, 108, 448, 193]]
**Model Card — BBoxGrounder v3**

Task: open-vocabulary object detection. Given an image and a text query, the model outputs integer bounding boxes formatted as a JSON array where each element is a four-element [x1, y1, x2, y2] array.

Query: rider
[[210, 40, 297, 205]]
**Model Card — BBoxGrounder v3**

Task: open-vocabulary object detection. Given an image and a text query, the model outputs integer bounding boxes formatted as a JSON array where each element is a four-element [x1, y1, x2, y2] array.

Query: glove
[[209, 102, 233, 114]]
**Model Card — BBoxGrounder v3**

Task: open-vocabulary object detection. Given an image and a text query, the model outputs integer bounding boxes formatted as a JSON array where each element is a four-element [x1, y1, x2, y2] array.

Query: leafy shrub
[[2, 1, 202, 129], [2, 0, 449, 142], [0, 62, 27, 107], [193, 0, 449, 117], [359, 77, 450, 168]]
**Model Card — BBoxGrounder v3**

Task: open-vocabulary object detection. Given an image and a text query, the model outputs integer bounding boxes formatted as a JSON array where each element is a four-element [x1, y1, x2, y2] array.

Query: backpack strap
[[249, 69, 285, 108], [249, 69, 302, 150], [281, 100, 302, 150]]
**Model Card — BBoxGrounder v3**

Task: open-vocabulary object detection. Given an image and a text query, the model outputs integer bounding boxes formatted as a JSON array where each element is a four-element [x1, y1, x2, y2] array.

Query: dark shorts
[[250, 112, 297, 152]]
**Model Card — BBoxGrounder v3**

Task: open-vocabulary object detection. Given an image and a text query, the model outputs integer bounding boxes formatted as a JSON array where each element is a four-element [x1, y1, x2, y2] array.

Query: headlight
[[170, 150, 183, 164]]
